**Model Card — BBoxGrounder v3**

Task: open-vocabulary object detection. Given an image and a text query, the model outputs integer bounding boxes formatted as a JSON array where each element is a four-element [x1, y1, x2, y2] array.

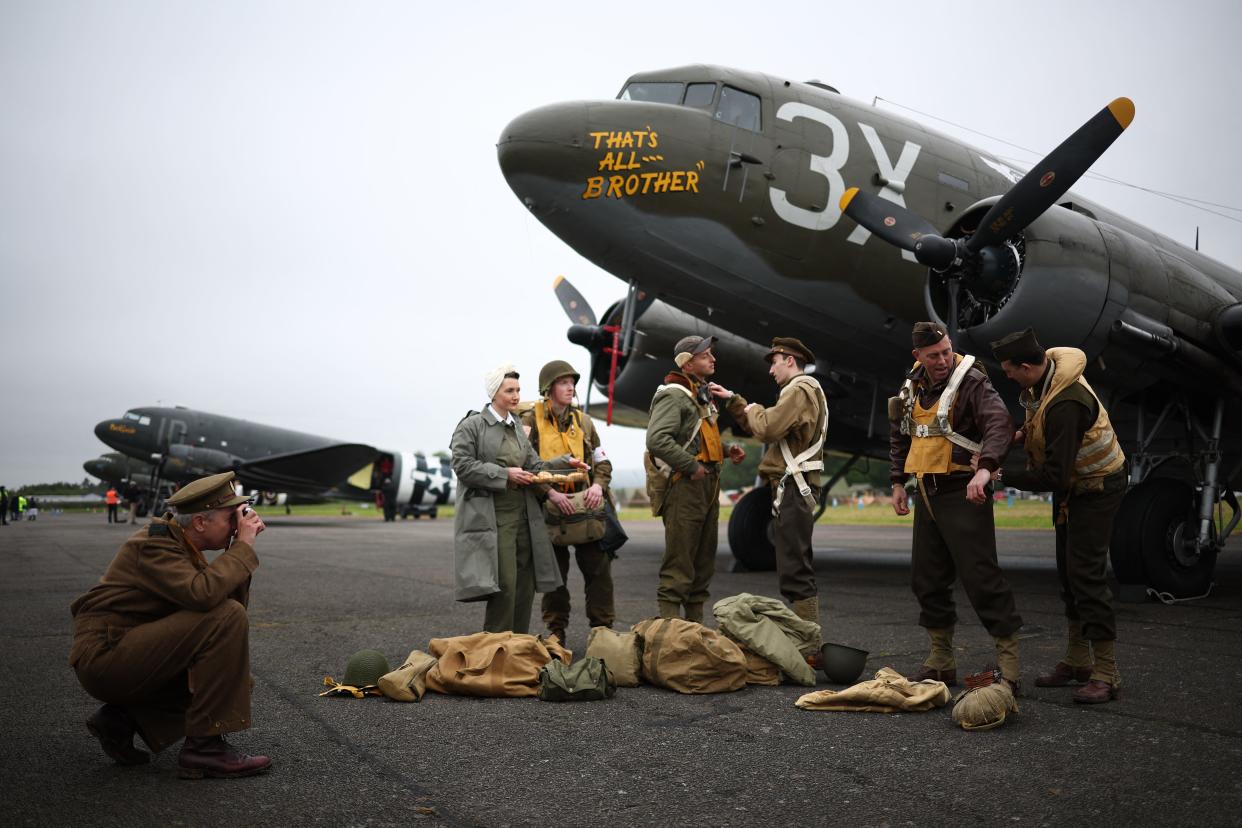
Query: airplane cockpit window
[[716, 86, 761, 131], [123, 411, 141, 422], [138, 415, 151, 425], [683, 82, 716, 110], [620, 82, 683, 104]]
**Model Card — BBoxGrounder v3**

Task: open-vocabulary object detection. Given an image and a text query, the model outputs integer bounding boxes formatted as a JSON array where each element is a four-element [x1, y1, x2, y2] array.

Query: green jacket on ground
[[712, 593, 820, 686]]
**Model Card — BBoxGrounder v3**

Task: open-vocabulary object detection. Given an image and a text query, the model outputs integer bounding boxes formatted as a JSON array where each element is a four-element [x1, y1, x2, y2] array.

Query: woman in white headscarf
[[450, 365, 588, 632]]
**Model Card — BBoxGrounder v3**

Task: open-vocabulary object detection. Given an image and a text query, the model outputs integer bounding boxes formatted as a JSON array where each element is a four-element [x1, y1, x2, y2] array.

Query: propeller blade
[[840, 187, 959, 269], [839, 187, 939, 252], [552, 275, 596, 327], [969, 97, 1134, 251]]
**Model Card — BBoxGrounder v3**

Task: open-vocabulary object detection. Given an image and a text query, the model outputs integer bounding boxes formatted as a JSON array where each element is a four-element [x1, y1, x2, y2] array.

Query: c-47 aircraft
[[94, 406, 453, 520], [498, 64, 1242, 597]]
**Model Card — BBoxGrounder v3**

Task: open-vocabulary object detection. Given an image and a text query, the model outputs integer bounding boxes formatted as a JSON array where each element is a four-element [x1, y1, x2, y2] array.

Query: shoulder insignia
[[147, 523, 170, 537]]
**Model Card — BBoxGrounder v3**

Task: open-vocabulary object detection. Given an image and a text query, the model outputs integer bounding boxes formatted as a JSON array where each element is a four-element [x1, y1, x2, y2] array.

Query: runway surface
[[2, 513, 1240, 826]]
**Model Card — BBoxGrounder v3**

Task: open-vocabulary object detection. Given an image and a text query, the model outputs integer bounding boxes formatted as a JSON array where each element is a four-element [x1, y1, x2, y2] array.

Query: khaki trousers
[[772, 480, 818, 602], [73, 600, 251, 753], [658, 469, 720, 610], [541, 540, 614, 635]]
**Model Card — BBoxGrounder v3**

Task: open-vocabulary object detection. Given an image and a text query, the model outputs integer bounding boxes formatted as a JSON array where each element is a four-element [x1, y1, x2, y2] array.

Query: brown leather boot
[[1034, 662, 1094, 687], [1073, 679, 1120, 704], [177, 736, 272, 779], [86, 704, 149, 766]]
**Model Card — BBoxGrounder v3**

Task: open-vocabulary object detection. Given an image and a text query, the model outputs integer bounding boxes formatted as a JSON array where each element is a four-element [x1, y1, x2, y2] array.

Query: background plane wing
[[237, 443, 378, 492]]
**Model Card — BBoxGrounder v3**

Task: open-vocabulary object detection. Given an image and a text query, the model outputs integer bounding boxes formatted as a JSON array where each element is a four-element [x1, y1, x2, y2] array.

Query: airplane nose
[[497, 102, 590, 195], [95, 420, 115, 442]]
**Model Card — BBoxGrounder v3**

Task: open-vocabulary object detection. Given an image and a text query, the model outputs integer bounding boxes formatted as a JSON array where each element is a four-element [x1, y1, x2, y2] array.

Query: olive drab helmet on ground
[[343, 649, 390, 688], [539, 360, 580, 397]]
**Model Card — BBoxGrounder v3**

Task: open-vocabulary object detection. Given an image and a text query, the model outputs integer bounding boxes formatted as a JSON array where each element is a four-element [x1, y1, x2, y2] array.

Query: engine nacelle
[[578, 298, 783, 427]]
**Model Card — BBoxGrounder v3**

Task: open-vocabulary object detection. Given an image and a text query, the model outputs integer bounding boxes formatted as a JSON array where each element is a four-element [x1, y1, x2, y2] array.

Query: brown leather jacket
[[889, 361, 1013, 486]]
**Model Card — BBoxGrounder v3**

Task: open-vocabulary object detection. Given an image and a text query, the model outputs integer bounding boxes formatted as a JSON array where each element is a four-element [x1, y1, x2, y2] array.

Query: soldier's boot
[[791, 596, 825, 669], [908, 626, 957, 685], [683, 603, 704, 624], [1074, 639, 1121, 704], [658, 600, 681, 620], [1036, 621, 1094, 687], [86, 704, 150, 766], [994, 633, 1021, 695], [177, 736, 272, 779]]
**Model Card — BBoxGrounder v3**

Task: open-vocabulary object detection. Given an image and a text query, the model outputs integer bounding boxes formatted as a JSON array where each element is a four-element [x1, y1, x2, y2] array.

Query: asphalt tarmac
[[3, 512, 1241, 827]]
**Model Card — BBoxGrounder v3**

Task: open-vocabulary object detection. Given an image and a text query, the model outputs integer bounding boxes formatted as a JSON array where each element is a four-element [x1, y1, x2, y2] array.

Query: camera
[[241, 496, 257, 517]]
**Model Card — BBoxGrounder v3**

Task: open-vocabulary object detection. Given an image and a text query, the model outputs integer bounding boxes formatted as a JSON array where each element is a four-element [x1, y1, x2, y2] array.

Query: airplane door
[[167, 418, 188, 447]]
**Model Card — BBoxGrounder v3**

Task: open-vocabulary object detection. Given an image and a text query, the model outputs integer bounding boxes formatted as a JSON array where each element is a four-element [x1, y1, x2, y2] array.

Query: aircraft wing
[[236, 443, 378, 492]]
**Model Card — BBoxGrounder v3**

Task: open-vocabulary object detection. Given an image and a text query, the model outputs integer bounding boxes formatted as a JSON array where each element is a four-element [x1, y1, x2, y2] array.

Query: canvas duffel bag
[[631, 618, 747, 694], [425, 632, 562, 698], [585, 626, 641, 687]]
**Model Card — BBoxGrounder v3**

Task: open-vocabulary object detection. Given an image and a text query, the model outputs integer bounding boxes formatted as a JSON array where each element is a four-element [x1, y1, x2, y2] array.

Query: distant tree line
[[11, 478, 106, 496]]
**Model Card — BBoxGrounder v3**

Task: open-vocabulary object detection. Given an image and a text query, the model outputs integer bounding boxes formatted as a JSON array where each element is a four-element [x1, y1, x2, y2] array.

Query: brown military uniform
[[69, 515, 257, 752], [736, 376, 826, 602], [890, 360, 1022, 638], [520, 403, 615, 638], [1004, 373, 1125, 643]]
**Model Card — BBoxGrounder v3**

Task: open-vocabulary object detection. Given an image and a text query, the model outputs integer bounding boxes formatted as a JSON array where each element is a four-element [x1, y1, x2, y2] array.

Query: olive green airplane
[[93, 406, 453, 520], [498, 64, 1242, 597]]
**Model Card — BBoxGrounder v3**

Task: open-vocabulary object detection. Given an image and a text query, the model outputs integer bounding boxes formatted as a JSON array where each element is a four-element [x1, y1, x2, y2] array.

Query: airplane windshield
[[716, 86, 761, 131], [123, 411, 151, 425], [620, 82, 683, 104]]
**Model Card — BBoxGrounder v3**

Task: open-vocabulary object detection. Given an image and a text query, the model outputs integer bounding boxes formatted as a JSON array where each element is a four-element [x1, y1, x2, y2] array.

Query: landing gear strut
[[1111, 395, 1239, 597]]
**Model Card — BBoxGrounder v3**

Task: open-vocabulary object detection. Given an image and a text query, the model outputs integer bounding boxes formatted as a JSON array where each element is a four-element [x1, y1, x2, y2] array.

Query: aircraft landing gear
[[727, 453, 862, 572], [1110, 395, 1239, 598]]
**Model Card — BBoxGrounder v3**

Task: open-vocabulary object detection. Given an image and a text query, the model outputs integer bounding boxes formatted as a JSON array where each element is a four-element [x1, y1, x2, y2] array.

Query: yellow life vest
[[1021, 347, 1125, 484], [532, 400, 585, 462], [900, 354, 978, 477], [696, 417, 724, 463]]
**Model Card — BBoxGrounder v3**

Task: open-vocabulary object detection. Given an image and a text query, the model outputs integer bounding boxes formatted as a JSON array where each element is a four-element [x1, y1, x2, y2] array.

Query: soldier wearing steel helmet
[[68, 471, 272, 779], [520, 359, 615, 645]]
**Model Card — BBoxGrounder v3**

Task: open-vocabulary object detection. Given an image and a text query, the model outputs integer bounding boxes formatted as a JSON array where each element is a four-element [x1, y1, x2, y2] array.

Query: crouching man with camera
[[69, 471, 272, 778]]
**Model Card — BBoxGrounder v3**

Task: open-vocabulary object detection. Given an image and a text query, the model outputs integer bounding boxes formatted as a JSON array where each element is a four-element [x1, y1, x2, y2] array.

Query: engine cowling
[[166, 444, 240, 473]]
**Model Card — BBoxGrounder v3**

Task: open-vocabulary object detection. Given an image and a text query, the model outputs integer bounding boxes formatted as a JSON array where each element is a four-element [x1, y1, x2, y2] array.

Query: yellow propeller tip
[[552, 275, 564, 288], [840, 187, 859, 212], [1108, 97, 1135, 129]]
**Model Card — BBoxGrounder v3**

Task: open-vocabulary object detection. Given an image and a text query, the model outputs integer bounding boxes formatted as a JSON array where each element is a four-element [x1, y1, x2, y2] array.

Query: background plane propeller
[[554, 275, 654, 423], [841, 97, 1135, 338]]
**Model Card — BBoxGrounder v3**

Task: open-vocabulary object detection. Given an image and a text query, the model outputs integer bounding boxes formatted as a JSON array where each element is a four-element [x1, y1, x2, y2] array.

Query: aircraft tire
[[1135, 478, 1217, 598], [728, 486, 776, 571], [1108, 484, 1151, 585]]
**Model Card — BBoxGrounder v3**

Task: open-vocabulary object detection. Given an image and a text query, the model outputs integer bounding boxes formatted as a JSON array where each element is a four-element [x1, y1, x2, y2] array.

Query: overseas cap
[[166, 471, 248, 514], [765, 336, 815, 365], [538, 359, 580, 397], [911, 321, 948, 349], [990, 328, 1045, 364], [673, 335, 717, 368]]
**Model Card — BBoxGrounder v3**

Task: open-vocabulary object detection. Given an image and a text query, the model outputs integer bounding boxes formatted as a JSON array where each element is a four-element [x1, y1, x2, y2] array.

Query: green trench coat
[[450, 408, 567, 602]]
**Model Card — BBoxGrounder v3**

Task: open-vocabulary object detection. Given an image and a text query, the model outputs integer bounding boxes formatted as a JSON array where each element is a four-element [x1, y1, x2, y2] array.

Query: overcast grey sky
[[1, 0, 1239, 488]]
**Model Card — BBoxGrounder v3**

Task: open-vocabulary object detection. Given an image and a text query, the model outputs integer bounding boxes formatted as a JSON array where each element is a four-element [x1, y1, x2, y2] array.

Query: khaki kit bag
[[543, 490, 606, 546], [585, 626, 642, 687], [424, 632, 569, 698], [631, 618, 747, 694]]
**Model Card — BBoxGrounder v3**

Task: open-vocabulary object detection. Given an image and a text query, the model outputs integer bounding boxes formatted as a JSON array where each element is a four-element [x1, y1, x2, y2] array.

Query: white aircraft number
[[768, 102, 921, 262]]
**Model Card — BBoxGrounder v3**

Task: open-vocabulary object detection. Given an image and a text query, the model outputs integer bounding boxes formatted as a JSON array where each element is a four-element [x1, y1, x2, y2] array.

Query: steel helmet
[[539, 360, 580, 397], [343, 649, 390, 688]]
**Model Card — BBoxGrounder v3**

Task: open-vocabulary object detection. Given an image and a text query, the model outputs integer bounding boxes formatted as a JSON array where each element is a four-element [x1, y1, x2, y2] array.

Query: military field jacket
[[734, 377, 825, 486], [69, 515, 257, 667], [646, 372, 747, 475], [889, 362, 1013, 485]]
